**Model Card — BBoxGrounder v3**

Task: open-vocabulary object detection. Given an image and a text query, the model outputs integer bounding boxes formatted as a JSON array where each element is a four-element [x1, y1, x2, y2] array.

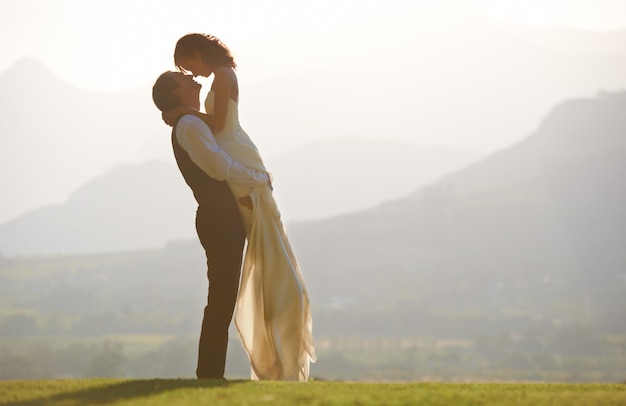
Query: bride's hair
[[174, 33, 237, 71]]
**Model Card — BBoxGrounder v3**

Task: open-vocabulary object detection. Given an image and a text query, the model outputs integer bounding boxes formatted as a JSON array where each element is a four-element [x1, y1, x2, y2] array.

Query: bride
[[163, 33, 316, 381]]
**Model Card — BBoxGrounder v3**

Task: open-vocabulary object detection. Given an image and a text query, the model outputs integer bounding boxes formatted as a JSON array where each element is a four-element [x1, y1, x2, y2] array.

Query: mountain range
[[0, 137, 483, 256], [287, 91, 626, 326], [1, 88, 625, 272], [0, 58, 483, 232], [2, 23, 626, 226], [2, 89, 625, 384], [3, 89, 624, 336], [0, 58, 165, 225]]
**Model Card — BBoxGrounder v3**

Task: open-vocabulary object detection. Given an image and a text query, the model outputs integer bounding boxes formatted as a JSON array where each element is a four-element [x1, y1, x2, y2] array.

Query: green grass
[[0, 380, 624, 405]]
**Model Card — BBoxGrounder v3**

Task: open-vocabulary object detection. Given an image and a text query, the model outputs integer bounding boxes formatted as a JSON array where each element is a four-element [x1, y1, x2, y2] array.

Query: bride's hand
[[238, 196, 253, 210], [162, 106, 188, 127]]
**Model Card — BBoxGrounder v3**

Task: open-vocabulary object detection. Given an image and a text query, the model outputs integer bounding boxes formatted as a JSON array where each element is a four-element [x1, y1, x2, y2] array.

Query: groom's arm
[[176, 115, 269, 186]]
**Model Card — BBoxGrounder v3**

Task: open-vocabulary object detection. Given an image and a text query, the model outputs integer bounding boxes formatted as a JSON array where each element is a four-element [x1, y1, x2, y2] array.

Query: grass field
[[0, 379, 625, 405]]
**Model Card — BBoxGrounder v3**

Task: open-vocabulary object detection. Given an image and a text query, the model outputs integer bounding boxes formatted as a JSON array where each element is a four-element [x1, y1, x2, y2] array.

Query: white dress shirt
[[175, 115, 269, 186]]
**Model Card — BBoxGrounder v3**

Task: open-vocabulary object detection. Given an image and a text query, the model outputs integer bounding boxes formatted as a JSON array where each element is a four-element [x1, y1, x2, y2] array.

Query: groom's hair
[[152, 71, 181, 112]]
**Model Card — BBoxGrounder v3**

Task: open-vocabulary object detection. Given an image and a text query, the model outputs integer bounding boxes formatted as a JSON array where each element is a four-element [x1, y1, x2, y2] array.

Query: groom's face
[[171, 72, 201, 110]]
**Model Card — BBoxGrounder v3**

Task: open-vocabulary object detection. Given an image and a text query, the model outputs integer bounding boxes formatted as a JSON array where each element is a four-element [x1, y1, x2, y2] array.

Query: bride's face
[[178, 51, 213, 77]]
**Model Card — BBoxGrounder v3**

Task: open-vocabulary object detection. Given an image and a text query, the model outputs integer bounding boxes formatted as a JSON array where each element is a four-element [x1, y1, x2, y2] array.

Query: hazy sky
[[2, 0, 626, 91], [2, 0, 626, 225]]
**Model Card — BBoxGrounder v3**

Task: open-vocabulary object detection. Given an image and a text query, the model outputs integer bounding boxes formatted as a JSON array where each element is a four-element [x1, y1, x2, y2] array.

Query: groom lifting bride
[[152, 33, 315, 381]]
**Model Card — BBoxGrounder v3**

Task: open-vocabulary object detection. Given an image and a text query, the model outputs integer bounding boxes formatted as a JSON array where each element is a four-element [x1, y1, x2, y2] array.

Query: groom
[[152, 71, 268, 379]]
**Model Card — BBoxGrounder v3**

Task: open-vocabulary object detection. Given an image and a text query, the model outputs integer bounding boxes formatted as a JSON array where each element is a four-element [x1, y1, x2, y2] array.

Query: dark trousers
[[194, 205, 246, 379]]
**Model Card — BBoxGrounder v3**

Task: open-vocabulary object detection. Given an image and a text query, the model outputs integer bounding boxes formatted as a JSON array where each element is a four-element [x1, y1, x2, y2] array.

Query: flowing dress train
[[205, 91, 316, 381]]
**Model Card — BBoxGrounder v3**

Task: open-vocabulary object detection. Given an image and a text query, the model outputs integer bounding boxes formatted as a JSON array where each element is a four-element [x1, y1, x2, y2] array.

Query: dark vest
[[171, 122, 238, 211]]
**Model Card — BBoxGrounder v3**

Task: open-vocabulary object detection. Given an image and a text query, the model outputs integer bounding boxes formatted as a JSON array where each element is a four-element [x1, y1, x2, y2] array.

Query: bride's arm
[[161, 67, 234, 131], [208, 67, 236, 132]]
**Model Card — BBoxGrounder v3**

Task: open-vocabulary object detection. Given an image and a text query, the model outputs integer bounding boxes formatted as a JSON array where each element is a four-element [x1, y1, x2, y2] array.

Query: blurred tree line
[[2, 324, 625, 382]]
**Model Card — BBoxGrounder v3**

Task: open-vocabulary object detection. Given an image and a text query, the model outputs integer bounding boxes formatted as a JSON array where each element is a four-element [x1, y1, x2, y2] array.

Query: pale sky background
[[2, 0, 626, 91], [2, 0, 626, 226], [2, 0, 626, 153]]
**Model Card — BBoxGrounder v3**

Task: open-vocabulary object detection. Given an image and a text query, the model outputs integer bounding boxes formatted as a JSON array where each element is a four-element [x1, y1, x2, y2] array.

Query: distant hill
[[0, 58, 166, 224], [0, 57, 485, 239], [0, 161, 196, 256], [1, 92, 624, 345], [267, 136, 483, 221], [287, 91, 626, 326], [0, 137, 481, 256], [4, 23, 626, 224]]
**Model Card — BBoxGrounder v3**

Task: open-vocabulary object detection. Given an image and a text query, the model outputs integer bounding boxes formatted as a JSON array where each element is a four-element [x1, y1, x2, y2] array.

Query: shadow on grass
[[4, 378, 243, 406]]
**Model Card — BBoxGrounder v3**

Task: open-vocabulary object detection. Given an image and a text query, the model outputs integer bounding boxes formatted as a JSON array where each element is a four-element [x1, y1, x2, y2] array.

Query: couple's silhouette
[[152, 34, 315, 381]]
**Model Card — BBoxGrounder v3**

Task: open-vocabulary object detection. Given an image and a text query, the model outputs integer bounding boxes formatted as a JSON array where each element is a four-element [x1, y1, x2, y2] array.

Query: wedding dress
[[205, 91, 316, 381]]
